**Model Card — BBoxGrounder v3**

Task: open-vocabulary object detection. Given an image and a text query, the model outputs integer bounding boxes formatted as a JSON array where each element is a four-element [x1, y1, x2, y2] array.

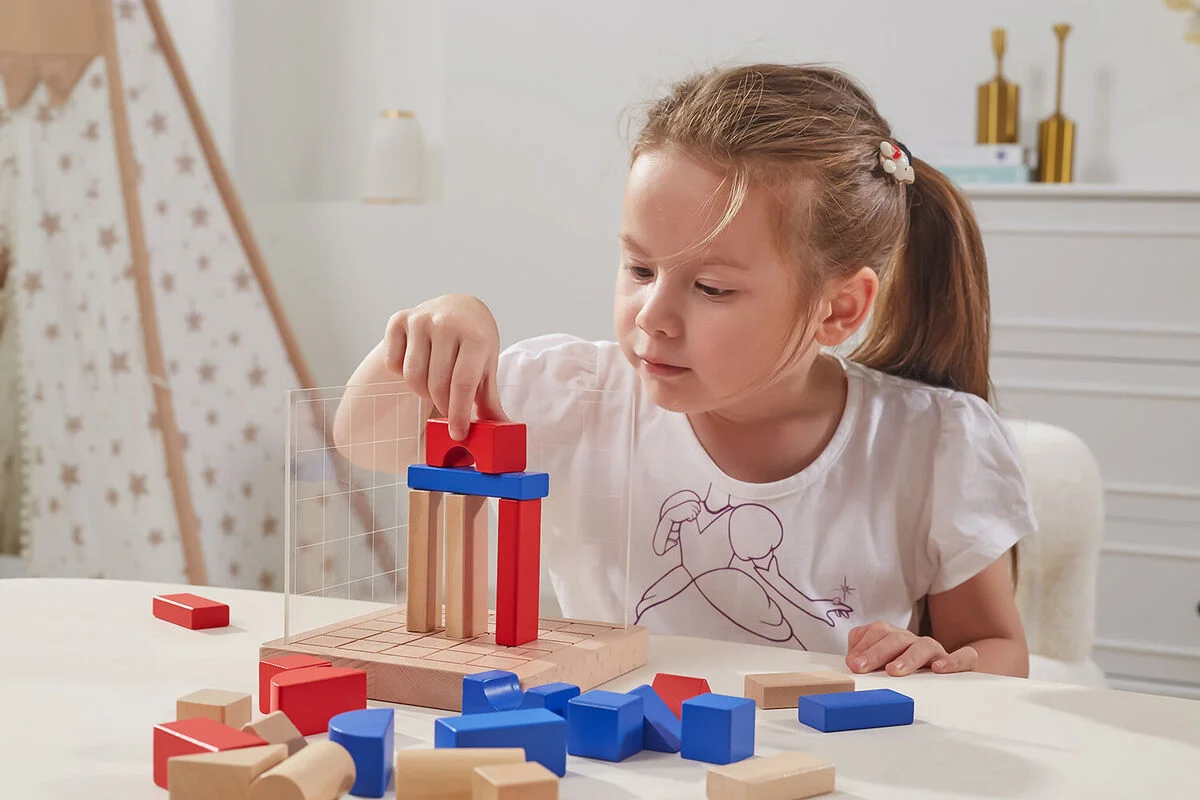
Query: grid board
[[261, 604, 649, 711]]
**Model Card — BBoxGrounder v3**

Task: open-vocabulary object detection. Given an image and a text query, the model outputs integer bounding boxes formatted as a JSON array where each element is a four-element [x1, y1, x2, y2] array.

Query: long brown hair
[[632, 64, 993, 402]]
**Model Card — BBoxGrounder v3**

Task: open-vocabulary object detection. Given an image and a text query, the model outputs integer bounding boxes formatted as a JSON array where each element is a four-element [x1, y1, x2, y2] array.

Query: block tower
[[405, 419, 549, 647]]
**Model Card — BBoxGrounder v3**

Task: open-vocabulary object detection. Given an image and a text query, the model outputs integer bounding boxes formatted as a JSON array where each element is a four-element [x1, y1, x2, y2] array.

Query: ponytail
[[852, 161, 993, 403]]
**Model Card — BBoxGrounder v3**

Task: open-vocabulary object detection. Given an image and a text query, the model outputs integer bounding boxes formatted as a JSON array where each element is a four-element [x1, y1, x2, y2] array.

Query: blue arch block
[[329, 707, 394, 797], [462, 670, 524, 715]]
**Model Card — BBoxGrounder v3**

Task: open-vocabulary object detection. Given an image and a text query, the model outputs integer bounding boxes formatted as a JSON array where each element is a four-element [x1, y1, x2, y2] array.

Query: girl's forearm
[[967, 636, 1029, 678]]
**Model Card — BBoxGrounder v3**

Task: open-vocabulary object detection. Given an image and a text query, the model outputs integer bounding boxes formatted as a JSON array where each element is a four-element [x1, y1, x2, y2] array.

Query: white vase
[[363, 110, 424, 203]]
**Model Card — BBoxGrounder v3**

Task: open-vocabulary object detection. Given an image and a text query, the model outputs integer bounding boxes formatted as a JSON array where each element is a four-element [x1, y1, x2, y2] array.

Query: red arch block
[[425, 418, 527, 475]]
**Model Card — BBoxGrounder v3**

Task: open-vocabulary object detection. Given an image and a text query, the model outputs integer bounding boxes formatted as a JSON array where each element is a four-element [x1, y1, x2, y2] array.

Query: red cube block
[[425, 418, 527, 474], [258, 654, 332, 713], [153, 717, 267, 788], [652, 673, 712, 719], [152, 593, 229, 630], [270, 666, 367, 735]]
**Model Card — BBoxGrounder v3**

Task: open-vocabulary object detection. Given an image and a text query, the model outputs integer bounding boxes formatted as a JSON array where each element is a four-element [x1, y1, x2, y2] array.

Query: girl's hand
[[383, 294, 508, 440], [845, 621, 978, 676]]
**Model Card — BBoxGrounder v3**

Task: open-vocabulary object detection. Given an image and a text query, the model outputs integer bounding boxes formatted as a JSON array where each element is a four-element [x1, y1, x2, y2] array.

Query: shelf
[[963, 184, 1200, 202]]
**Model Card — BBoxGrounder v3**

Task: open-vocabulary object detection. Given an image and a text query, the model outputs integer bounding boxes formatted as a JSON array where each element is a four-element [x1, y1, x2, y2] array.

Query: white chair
[[1004, 418, 1108, 687]]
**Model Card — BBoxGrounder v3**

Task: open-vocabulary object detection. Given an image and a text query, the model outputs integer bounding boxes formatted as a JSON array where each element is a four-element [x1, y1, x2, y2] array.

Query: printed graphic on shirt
[[634, 484, 855, 650]]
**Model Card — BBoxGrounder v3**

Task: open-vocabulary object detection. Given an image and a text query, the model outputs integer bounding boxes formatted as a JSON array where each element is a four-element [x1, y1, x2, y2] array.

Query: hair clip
[[878, 140, 915, 184]]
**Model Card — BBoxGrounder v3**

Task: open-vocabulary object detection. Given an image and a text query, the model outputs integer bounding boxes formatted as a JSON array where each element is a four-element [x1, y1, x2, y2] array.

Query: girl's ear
[[814, 267, 878, 347]]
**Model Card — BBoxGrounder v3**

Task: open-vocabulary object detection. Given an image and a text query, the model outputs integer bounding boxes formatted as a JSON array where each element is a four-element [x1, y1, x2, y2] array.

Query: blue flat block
[[628, 685, 681, 753], [566, 690, 643, 762], [434, 708, 567, 777], [797, 688, 913, 733], [407, 464, 549, 500], [462, 670, 523, 715], [681, 693, 755, 765], [328, 707, 394, 798], [519, 682, 580, 718]]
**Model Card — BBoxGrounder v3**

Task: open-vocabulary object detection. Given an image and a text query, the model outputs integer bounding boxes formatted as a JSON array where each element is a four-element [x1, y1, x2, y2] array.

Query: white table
[[2, 578, 1197, 799]]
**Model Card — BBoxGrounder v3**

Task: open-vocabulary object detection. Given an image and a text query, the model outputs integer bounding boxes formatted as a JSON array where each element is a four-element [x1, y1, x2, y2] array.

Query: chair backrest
[[1003, 418, 1105, 663]]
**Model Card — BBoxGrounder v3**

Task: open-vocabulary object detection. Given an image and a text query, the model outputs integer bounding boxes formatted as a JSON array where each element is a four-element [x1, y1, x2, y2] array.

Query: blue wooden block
[[328, 707, 393, 798], [407, 464, 549, 500], [462, 670, 523, 715], [628, 684, 681, 753], [680, 693, 755, 765], [434, 708, 567, 776], [566, 690, 643, 762], [519, 682, 580, 718], [797, 688, 914, 732]]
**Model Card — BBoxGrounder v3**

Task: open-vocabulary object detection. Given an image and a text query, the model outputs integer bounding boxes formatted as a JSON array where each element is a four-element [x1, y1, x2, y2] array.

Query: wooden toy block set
[[149, 416, 915, 798]]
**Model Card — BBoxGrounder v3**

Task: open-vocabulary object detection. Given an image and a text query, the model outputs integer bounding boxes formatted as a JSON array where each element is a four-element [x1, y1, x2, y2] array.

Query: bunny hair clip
[[878, 140, 915, 185]]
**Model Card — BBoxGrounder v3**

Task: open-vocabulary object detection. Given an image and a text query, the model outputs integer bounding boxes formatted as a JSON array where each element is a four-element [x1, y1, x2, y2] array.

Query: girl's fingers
[[426, 335, 459, 422], [446, 345, 487, 441], [384, 312, 409, 373], [931, 646, 979, 674], [475, 368, 511, 424], [401, 323, 433, 405], [887, 637, 946, 676], [846, 624, 870, 652], [846, 622, 894, 660], [849, 631, 911, 673]]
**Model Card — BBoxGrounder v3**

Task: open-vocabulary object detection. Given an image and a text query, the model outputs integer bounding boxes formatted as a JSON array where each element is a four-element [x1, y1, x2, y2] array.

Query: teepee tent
[[0, 0, 388, 588]]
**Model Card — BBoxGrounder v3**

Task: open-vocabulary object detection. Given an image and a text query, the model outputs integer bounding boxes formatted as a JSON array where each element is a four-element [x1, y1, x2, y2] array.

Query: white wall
[[168, 0, 1200, 386]]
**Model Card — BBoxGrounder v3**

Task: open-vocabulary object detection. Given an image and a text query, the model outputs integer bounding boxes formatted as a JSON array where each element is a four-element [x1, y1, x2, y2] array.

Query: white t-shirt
[[496, 334, 1036, 656]]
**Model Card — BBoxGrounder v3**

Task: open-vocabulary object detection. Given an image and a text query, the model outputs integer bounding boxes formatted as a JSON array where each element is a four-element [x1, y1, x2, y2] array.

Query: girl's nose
[[635, 284, 681, 338]]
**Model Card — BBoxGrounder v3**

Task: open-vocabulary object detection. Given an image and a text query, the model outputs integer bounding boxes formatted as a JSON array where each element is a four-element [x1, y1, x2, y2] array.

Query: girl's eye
[[626, 264, 654, 280], [697, 282, 733, 298]]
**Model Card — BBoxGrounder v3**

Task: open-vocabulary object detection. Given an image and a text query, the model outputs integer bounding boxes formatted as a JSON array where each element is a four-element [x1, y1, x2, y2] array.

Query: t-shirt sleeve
[[495, 334, 615, 431], [925, 393, 1038, 594]]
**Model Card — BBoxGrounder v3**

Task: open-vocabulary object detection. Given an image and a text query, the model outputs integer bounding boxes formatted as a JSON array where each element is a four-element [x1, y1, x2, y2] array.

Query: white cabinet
[[970, 185, 1200, 698]]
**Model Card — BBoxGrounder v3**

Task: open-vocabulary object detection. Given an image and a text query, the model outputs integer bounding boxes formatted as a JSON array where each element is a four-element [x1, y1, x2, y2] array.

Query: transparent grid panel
[[284, 382, 421, 640], [283, 378, 636, 641]]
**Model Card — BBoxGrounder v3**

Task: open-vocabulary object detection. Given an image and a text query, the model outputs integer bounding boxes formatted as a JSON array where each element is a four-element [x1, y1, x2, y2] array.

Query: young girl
[[337, 64, 1035, 679]]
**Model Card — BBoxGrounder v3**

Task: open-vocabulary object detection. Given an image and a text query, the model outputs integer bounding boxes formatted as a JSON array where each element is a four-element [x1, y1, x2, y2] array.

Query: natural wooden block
[[445, 493, 489, 640], [260, 605, 648, 712], [407, 489, 444, 633], [248, 741, 355, 800], [394, 748, 524, 800], [706, 752, 835, 800], [743, 671, 855, 709], [168, 744, 287, 800], [472, 761, 558, 800], [242, 711, 307, 756], [178, 689, 253, 729]]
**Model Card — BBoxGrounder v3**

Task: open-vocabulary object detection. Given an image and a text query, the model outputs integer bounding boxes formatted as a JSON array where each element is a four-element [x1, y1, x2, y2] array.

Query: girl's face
[[614, 149, 812, 415]]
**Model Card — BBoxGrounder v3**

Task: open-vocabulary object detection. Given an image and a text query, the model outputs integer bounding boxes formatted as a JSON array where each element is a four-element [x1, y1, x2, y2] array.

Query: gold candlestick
[[977, 28, 1020, 144], [1036, 23, 1076, 182]]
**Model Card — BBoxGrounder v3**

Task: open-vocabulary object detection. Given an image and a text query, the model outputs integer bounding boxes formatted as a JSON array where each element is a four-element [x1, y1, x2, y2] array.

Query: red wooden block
[[425, 418, 527, 475], [152, 593, 229, 630], [270, 666, 367, 736], [495, 498, 541, 647], [652, 673, 712, 719], [152, 717, 267, 788], [259, 654, 332, 713]]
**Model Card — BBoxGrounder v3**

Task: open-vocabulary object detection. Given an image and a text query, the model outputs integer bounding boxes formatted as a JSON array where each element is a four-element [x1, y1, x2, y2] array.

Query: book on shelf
[[938, 164, 1030, 185]]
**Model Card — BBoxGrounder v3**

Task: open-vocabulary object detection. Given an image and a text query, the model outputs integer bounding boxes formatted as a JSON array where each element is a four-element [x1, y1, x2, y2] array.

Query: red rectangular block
[[152, 593, 229, 630], [495, 498, 541, 647], [653, 673, 712, 718], [270, 666, 367, 735], [153, 717, 267, 788], [259, 654, 332, 713], [425, 418, 527, 474]]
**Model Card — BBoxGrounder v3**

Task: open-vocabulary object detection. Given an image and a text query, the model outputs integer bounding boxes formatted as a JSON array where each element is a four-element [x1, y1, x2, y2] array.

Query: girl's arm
[[845, 551, 1029, 678]]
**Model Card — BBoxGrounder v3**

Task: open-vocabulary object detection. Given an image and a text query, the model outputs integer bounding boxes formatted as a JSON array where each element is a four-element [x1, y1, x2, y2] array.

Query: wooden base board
[[260, 605, 648, 712]]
